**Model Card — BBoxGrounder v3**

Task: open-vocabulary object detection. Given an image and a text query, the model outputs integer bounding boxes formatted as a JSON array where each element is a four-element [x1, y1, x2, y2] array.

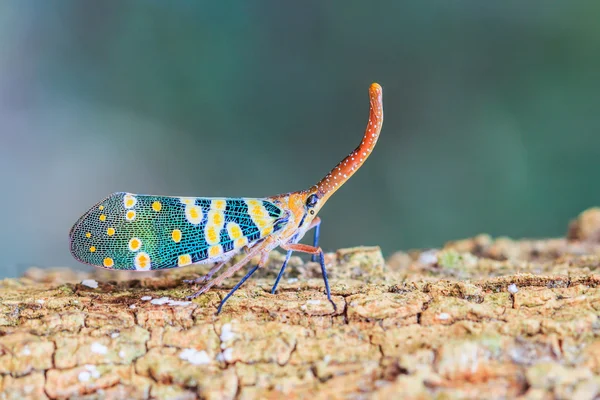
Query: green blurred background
[[1, 1, 599, 278]]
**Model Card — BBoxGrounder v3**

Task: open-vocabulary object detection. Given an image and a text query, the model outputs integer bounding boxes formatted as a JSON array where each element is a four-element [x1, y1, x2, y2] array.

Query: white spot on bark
[[81, 279, 98, 289], [437, 313, 450, 320], [79, 365, 100, 382], [419, 250, 438, 264], [141, 296, 152, 301], [85, 364, 100, 378], [220, 323, 235, 342], [78, 371, 91, 382], [168, 300, 192, 306], [90, 342, 108, 354], [150, 297, 191, 306], [150, 297, 171, 306], [150, 297, 170, 305], [179, 349, 211, 365], [508, 283, 519, 294], [223, 347, 234, 362]]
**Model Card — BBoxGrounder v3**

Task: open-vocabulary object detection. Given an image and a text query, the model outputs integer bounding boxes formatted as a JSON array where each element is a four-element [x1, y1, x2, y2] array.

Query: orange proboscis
[[315, 83, 383, 201]]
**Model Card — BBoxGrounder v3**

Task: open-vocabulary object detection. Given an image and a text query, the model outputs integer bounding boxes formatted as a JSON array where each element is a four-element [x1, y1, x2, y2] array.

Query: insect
[[69, 83, 384, 313]]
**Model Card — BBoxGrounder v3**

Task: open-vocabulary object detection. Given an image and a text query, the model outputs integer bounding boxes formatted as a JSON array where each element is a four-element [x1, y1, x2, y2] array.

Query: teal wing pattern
[[69, 193, 288, 271]]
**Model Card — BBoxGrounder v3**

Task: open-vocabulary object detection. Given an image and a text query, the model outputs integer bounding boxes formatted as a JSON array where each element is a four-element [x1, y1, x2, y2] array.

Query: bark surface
[[3, 208, 600, 399]]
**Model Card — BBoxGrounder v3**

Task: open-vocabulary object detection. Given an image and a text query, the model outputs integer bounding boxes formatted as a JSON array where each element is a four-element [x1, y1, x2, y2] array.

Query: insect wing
[[69, 193, 287, 271]]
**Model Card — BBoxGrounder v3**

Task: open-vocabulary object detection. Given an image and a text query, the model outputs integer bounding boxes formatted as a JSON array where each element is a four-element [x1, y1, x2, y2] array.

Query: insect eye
[[306, 194, 319, 208]]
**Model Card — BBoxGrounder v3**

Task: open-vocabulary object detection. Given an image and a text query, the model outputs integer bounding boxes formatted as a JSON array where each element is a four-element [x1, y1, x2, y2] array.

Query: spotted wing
[[69, 193, 288, 271]]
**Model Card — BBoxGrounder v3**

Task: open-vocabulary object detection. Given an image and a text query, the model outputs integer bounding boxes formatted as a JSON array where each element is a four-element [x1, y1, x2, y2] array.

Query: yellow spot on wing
[[89, 246, 96, 253], [227, 222, 243, 240], [208, 209, 225, 226], [103, 257, 114, 268], [152, 201, 162, 212], [128, 237, 142, 252], [134, 252, 151, 270], [178, 254, 192, 267], [99, 205, 104, 211], [206, 225, 219, 245], [185, 205, 203, 225], [172, 229, 182, 243], [261, 226, 273, 237], [124, 194, 137, 209], [234, 237, 248, 249], [126, 210, 136, 221], [212, 199, 226, 211], [99, 214, 107, 222], [180, 197, 195, 205], [85, 232, 91, 238], [213, 212, 223, 225], [245, 199, 270, 229], [209, 245, 223, 258], [107, 227, 115, 236], [205, 209, 226, 245], [246, 200, 261, 207]]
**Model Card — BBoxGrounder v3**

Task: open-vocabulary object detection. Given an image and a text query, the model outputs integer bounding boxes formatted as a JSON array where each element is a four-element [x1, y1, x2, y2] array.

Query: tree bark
[[3, 209, 600, 399]]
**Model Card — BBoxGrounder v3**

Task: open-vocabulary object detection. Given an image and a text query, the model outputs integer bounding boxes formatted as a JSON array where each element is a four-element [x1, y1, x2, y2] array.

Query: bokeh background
[[1, 1, 599, 278]]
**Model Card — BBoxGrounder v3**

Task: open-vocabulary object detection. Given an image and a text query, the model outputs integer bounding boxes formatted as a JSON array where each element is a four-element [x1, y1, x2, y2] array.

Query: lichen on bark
[[2, 209, 600, 398]]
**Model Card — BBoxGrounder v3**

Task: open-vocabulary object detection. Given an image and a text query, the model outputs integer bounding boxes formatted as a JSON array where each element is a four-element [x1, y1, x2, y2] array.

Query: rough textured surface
[[3, 209, 600, 399]]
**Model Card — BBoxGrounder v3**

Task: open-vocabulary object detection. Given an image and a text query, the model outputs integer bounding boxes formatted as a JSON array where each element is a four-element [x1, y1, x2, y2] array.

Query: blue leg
[[271, 218, 322, 293], [311, 220, 321, 262], [216, 265, 260, 315], [271, 250, 293, 294], [318, 250, 337, 312]]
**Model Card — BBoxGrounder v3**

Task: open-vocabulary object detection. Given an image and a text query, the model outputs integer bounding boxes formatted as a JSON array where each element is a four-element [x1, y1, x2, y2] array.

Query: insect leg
[[185, 245, 263, 300], [217, 265, 260, 314], [315, 251, 335, 311], [280, 242, 337, 312], [271, 250, 293, 294], [183, 259, 229, 285], [271, 217, 321, 293], [214, 250, 271, 314], [310, 217, 321, 262]]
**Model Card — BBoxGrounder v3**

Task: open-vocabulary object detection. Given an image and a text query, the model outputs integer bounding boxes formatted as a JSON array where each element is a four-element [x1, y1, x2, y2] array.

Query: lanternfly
[[69, 83, 384, 313]]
